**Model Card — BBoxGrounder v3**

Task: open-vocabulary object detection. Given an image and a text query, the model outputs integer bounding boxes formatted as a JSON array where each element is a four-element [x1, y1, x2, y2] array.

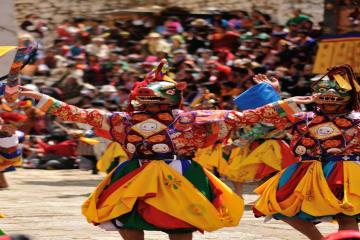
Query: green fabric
[[118, 208, 195, 233], [109, 159, 139, 185], [286, 14, 310, 26], [240, 32, 253, 40], [117, 207, 159, 231], [107, 159, 214, 232], [223, 152, 230, 161], [0, 228, 5, 236], [255, 33, 270, 40], [183, 161, 214, 201], [106, 157, 121, 174]]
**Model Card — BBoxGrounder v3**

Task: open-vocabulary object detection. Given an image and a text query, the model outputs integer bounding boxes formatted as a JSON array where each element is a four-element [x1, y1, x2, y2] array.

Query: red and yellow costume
[[35, 61, 300, 233], [0, 45, 30, 236], [253, 111, 360, 221], [253, 65, 360, 223]]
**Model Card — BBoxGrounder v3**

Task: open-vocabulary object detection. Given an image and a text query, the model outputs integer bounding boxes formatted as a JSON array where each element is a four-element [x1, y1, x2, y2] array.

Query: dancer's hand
[[253, 74, 281, 92], [18, 86, 42, 101], [287, 94, 319, 104]]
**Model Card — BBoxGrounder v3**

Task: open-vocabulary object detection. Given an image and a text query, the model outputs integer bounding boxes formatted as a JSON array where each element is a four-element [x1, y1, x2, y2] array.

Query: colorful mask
[[129, 59, 186, 110], [312, 76, 352, 105], [312, 64, 359, 106]]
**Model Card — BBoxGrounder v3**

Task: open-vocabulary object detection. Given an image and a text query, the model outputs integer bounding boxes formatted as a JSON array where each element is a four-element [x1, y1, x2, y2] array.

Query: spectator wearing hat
[[172, 48, 188, 64], [236, 45, 252, 58], [99, 85, 117, 101], [85, 37, 109, 60], [142, 32, 170, 56], [286, 9, 311, 27], [186, 19, 210, 54], [196, 48, 213, 70], [170, 35, 185, 54], [231, 58, 254, 87]]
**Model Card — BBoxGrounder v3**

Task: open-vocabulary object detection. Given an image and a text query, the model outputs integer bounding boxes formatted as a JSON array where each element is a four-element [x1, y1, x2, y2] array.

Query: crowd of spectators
[[11, 8, 322, 171]]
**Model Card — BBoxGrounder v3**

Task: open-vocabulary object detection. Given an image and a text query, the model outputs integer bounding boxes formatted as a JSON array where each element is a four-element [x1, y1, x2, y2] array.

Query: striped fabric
[[0, 133, 22, 171], [36, 95, 55, 112]]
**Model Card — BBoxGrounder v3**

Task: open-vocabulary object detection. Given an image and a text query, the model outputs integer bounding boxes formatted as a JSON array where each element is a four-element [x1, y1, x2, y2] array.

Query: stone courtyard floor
[[1, 169, 337, 239]]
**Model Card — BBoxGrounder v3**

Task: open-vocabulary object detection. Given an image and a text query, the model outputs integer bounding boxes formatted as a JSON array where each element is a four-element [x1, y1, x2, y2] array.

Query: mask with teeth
[[312, 64, 360, 113], [313, 77, 351, 105], [128, 59, 187, 111]]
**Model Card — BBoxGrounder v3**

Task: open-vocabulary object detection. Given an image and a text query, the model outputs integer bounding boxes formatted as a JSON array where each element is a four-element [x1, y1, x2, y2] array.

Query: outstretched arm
[[20, 88, 111, 131], [228, 95, 316, 131], [185, 96, 314, 148]]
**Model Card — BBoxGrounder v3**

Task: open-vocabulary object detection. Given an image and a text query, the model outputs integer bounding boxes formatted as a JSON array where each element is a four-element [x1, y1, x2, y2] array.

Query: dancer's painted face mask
[[312, 76, 352, 105], [311, 65, 360, 111], [129, 60, 186, 110]]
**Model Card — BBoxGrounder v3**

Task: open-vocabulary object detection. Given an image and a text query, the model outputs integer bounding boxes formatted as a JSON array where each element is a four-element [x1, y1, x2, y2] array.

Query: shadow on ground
[[22, 179, 101, 187], [57, 193, 90, 198]]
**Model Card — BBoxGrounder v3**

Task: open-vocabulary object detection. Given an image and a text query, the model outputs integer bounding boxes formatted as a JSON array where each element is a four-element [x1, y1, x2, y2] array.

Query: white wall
[[0, 0, 17, 77]]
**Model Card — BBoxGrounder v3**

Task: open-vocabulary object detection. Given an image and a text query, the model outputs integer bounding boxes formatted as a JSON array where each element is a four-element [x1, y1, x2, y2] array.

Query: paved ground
[[1, 169, 338, 240]]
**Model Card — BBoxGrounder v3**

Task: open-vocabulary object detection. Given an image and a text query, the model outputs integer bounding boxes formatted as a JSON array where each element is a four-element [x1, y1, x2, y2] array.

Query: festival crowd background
[[10, 8, 322, 172]]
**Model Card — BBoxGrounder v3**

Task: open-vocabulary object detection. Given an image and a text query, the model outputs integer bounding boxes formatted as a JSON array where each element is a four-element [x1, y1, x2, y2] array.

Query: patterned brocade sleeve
[[226, 100, 301, 130], [36, 94, 110, 130], [185, 100, 301, 148]]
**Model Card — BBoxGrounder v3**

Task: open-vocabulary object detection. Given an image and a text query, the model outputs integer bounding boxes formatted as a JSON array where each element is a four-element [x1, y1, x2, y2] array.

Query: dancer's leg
[[169, 232, 193, 240], [282, 219, 323, 240], [119, 229, 144, 240], [336, 215, 359, 231], [232, 181, 243, 197], [0, 173, 8, 188]]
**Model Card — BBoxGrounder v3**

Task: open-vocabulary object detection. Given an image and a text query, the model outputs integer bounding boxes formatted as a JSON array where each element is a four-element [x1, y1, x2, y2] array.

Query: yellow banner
[[314, 38, 360, 73]]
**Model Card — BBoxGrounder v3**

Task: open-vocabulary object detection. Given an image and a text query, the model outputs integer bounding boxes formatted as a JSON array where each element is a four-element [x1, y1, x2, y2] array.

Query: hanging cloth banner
[[314, 33, 360, 74]]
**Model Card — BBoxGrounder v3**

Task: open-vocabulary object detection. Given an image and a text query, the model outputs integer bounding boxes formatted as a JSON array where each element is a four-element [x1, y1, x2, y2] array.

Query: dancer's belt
[[302, 154, 360, 162]]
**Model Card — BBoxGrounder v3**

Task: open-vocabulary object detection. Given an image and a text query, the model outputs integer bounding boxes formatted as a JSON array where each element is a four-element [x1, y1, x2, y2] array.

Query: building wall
[[0, 0, 17, 75], [166, 0, 324, 25], [14, 0, 324, 29]]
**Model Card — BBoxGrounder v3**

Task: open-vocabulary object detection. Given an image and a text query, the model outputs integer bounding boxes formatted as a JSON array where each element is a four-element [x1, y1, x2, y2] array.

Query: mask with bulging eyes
[[312, 76, 352, 105], [129, 59, 187, 110], [132, 81, 186, 107]]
